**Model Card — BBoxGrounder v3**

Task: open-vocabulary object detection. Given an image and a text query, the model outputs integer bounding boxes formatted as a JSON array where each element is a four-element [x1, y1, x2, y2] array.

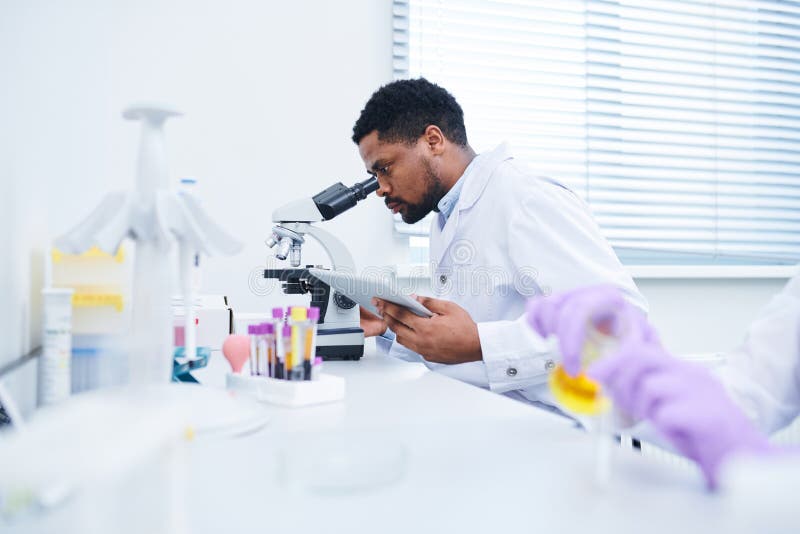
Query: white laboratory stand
[[182, 342, 737, 534]]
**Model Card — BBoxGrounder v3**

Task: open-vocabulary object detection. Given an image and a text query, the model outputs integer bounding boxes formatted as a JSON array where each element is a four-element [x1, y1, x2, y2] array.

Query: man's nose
[[375, 178, 391, 198]]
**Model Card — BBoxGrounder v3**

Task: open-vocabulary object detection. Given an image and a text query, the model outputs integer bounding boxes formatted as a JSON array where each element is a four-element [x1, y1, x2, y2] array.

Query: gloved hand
[[526, 285, 772, 488], [525, 285, 656, 375], [589, 343, 772, 489]]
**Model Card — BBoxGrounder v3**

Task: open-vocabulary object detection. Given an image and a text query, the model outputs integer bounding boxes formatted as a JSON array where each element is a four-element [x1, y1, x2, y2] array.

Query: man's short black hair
[[352, 78, 468, 147]]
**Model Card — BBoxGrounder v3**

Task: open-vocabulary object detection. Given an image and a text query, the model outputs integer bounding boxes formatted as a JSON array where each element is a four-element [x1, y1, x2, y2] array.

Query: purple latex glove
[[589, 341, 771, 489], [526, 285, 771, 488], [526, 285, 656, 375]]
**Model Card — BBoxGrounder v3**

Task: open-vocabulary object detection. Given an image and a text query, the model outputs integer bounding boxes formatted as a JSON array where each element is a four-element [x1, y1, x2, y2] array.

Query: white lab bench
[[185, 344, 732, 534]]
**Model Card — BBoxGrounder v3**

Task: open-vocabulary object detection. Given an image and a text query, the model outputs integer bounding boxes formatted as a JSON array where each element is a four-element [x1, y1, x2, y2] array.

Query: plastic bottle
[[39, 288, 75, 406]]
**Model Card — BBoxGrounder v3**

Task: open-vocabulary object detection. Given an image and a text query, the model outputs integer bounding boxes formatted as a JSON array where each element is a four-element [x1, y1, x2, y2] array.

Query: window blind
[[392, 0, 800, 264]]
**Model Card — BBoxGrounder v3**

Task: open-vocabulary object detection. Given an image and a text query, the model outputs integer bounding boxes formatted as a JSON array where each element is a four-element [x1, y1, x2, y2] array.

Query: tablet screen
[[308, 269, 434, 318]]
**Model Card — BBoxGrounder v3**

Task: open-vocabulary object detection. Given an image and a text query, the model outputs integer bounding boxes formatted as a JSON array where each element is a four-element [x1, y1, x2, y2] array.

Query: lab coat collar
[[431, 143, 513, 267], [455, 142, 513, 214]]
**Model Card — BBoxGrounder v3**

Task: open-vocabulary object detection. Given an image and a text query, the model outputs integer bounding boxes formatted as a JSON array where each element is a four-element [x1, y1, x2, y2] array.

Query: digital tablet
[[308, 268, 434, 318]]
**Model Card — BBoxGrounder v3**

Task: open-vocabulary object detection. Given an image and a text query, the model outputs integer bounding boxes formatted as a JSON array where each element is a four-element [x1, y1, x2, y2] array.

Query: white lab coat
[[382, 143, 647, 406], [717, 269, 800, 434], [717, 300, 800, 532]]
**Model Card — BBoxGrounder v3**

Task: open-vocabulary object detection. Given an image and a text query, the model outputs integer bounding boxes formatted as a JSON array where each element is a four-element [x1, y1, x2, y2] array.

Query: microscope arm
[[271, 198, 324, 224], [278, 222, 356, 272]]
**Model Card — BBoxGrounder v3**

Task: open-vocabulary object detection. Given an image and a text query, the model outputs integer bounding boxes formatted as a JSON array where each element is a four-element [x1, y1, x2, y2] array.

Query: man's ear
[[422, 125, 446, 155]]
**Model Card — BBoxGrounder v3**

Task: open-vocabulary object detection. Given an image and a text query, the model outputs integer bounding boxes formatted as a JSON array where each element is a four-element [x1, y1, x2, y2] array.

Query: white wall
[[637, 277, 790, 355], [0, 0, 399, 411], [0, 0, 401, 336]]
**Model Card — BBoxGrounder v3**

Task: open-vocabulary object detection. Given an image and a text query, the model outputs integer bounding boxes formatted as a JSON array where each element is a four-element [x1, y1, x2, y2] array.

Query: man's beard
[[397, 159, 447, 224]]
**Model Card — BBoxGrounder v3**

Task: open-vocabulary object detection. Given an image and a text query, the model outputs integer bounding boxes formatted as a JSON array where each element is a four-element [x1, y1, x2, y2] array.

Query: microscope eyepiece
[[352, 176, 379, 200], [312, 176, 379, 220]]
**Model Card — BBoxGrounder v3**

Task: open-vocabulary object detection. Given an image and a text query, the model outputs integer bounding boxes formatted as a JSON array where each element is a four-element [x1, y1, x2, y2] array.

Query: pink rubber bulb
[[222, 334, 250, 374]]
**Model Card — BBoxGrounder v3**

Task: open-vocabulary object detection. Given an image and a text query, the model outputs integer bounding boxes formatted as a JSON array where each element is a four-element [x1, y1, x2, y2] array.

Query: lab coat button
[[545, 359, 555, 371], [439, 274, 448, 284], [506, 367, 518, 377]]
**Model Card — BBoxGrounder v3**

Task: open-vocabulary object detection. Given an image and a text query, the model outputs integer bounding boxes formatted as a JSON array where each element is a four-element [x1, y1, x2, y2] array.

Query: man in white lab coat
[[352, 78, 646, 406]]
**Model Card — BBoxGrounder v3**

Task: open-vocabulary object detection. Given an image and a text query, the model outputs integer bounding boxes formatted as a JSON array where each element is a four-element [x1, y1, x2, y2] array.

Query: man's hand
[[374, 296, 482, 364], [360, 306, 389, 337]]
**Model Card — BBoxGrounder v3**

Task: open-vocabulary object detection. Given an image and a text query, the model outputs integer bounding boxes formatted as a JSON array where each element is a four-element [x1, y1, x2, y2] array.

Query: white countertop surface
[[184, 343, 733, 534]]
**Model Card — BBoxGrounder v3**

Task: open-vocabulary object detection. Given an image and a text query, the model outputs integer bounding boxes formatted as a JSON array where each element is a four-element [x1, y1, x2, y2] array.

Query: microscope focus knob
[[333, 292, 357, 310]]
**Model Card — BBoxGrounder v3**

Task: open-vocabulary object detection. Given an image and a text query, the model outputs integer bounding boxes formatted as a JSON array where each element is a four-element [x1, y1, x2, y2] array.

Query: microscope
[[265, 176, 379, 360]]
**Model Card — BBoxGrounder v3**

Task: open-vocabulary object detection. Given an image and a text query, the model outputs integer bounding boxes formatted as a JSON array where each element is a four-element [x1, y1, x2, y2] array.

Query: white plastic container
[[226, 373, 345, 407], [38, 288, 75, 407]]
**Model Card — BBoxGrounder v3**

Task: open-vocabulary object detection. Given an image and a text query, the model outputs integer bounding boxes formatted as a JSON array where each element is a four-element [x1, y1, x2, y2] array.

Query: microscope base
[[316, 327, 364, 361]]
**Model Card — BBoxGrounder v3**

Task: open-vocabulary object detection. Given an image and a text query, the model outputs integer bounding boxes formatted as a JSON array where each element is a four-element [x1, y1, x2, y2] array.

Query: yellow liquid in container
[[549, 323, 621, 487], [549, 325, 616, 416], [549, 365, 610, 415]]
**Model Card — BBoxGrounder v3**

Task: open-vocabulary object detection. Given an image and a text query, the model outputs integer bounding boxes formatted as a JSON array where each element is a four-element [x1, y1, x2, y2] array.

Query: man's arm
[[716, 273, 800, 434], [473, 176, 647, 392], [376, 296, 558, 392]]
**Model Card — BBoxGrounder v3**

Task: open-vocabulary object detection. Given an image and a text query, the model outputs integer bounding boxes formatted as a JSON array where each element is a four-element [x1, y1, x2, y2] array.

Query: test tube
[[264, 323, 275, 378], [272, 307, 285, 325], [247, 325, 257, 376], [303, 307, 320, 381], [312, 356, 323, 381], [587, 324, 620, 489], [289, 307, 307, 381], [257, 324, 268, 376], [548, 320, 621, 488], [272, 308, 284, 378], [281, 324, 292, 380]]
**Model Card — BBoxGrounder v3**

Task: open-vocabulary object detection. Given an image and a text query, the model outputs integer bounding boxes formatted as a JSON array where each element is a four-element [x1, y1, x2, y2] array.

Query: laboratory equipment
[[172, 294, 232, 355], [590, 339, 772, 489], [222, 307, 331, 402], [307, 268, 434, 318], [549, 322, 619, 487], [221, 334, 250, 374], [548, 324, 616, 416], [264, 177, 379, 360], [311, 356, 323, 380], [283, 323, 295, 379], [39, 288, 75, 407], [55, 104, 242, 384], [304, 307, 319, 380], [247, 325, 257, 375], [171, 346, 210, 383], [0, 381, 23, 430], [226, 369, 345, 407], [264, 323, 275, 377], [51, 245, 130, 393], [289, 307, 308, 380]]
